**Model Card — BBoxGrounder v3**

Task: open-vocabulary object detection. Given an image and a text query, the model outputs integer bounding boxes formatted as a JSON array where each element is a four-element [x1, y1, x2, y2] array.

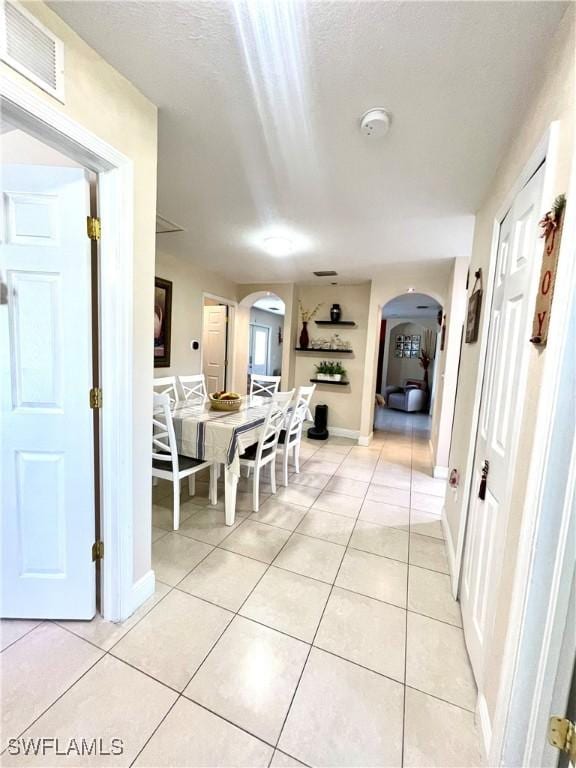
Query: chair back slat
[[152, 392, 178, 471], [285, 384, 315, 443], [256, 390, 294, 459], [178, 374, 208, 403], [250, 374, 281, 397], [153, 376, 179, 406]]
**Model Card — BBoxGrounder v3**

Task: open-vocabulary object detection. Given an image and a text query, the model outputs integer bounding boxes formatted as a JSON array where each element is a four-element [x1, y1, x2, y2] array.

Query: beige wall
[[293, 283, 371, 434], [444, 6, 575, 734], [155, 250, 237, 379], [2, 2, 158, 586], [430, 257, 468, 474]]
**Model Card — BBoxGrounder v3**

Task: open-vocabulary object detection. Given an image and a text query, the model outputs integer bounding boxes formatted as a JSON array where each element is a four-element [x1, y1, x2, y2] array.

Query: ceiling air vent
[[1, 0, 64, 101], [313, 270, 338, 277], [156, 214, 185, 234]]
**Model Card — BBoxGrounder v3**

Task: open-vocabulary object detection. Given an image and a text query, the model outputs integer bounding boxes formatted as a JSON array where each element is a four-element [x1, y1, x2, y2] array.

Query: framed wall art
[[154, 277, 173, 368], [465, 269, 483, 343]]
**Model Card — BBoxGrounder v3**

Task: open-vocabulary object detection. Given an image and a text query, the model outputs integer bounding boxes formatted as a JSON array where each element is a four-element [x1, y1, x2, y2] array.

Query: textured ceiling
[[383, 292, 442, 318], [51, 0, 567, 282]]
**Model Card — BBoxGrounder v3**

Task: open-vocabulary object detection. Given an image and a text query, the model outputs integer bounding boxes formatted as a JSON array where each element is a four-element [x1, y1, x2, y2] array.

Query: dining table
[[170, 394, 275, 525]]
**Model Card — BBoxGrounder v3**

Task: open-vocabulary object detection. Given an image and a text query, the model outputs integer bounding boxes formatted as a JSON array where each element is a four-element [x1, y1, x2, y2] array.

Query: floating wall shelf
[[314, 320, 357, 327], [310, 378, 349, 386], [295, 348, 353, 354]]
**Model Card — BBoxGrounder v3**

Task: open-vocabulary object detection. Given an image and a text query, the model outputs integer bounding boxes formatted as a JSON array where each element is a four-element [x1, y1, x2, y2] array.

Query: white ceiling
[[252, 296, 286, 315], [383, 292, 442, 319], [51, 0, 567, 282]]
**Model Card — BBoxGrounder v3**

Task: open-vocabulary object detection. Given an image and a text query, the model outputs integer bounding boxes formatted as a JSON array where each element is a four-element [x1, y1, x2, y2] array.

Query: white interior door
[[249, 324, 270, 376], [203, 304, 228, 392], [461, 163, 545, 683], [1, 164, 96, 619]]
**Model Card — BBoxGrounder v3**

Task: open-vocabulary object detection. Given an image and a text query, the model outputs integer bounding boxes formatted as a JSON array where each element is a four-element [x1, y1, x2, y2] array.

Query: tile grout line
[[6, 432, 451, 765], [401, 420, 415, 767], [272, 441, 380, 758], [0, 619, 46, 655]]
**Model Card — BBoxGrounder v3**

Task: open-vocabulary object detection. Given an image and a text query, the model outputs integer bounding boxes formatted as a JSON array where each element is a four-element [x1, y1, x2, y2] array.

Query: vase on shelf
[[299, 321, 310, 349], [330, 303, 342, 322]]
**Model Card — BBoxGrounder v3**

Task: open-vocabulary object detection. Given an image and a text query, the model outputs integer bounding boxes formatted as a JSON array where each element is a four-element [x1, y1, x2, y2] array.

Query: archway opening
[[376, 292, 442, 430], [242, 293, 285, 390]]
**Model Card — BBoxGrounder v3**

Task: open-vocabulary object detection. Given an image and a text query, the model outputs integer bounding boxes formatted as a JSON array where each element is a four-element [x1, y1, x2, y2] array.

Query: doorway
[[2, 76, 135, 623], [460, 162, 546, 688], [249, 324, 270, 376], [376, 292, 442, 432], [246, 293, 285, 387], [202, 298, 229, 393], [1, 122, 99, 619]]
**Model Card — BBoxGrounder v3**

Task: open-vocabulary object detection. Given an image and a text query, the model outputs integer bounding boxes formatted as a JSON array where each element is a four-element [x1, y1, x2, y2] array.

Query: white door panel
[[249, 324, 270, 376], [1, 165, 95, 619], [203, 304, 227, 393], [461, 164, 545, 685]]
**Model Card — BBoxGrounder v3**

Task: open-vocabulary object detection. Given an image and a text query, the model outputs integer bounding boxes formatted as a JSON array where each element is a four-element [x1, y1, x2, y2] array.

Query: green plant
[[315, 360, 347, 376]]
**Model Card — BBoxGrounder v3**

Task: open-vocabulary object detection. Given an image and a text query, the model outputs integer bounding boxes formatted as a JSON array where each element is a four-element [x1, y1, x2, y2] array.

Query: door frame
[[452, 122, 572, 757], [1, 75, 135, 622], [490, 134, 576, 767], [453, 123, 560, 595], [201, 292, 237, 393]]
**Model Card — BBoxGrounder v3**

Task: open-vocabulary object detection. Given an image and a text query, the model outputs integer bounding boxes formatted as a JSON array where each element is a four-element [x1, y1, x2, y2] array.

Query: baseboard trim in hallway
[[129, 569, 156, 615], [441, 511, 457, 597]]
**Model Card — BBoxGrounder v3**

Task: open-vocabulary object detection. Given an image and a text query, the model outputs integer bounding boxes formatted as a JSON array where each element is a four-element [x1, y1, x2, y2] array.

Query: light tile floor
[[0, 409, 482, 767]]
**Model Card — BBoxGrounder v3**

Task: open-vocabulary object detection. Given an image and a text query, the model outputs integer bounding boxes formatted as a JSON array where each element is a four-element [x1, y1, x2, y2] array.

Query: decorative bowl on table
[[209, 392, 242, 412]]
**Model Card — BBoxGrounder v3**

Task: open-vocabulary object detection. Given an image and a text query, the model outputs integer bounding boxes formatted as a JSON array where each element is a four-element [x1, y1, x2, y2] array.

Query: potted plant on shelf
[[315, 360, 347, 382], [298, 300, 323, 349]]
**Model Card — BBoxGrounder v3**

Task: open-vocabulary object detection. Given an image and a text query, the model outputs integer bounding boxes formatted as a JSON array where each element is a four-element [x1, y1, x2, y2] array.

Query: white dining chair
[[278, 384, 316, 486], [249, 374, 281, 397], [239, 390, 294, 512], [152, 393, 217, 530], [178, 373, 208, 403], [153, 376, 179, 406]]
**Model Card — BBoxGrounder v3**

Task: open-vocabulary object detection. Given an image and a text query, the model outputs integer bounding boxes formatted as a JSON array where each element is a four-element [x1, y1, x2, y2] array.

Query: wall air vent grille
[[313, 270, 338, 277], [1, 0, 64, 101]]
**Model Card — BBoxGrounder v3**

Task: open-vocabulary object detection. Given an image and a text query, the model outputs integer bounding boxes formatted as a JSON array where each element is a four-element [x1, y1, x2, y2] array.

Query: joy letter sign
[[530, 194, 566, 347]]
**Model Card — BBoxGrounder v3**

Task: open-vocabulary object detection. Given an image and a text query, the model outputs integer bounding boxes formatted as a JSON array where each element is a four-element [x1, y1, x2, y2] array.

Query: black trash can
[[307, 404, 329, 440]]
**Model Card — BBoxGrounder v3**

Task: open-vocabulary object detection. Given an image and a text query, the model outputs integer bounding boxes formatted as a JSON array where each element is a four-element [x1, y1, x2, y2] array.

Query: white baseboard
[[358, 432, 373, 447], [477, 693, 492, 762], [441, 510, 457, 587], [433, 465, 449, 479], [329, 427, 361, 441], [128, 569, 155, 616]]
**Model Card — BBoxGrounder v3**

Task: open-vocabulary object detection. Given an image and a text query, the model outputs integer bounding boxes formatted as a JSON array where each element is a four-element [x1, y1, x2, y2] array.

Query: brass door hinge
[[548, 717, 576, 764], [87, 216, 101, 241], [92, 540, 104, 562], [89, 387, 102, 409]]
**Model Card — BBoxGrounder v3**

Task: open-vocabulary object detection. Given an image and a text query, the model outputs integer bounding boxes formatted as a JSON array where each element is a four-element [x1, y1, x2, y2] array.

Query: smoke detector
[[360, 109, 392, 138]]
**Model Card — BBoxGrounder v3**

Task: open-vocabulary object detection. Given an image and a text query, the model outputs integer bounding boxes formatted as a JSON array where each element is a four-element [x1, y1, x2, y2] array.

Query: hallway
[[1, 416, 480, 767]]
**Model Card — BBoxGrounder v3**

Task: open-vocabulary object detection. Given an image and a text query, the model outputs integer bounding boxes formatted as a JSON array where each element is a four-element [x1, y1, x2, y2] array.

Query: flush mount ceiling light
[[263, 236, 294, 257], [360, 108, 392, 138]]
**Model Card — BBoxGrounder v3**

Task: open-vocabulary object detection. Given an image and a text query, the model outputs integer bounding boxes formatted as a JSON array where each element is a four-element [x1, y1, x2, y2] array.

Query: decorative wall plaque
[[530, 194, 566, 347]]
